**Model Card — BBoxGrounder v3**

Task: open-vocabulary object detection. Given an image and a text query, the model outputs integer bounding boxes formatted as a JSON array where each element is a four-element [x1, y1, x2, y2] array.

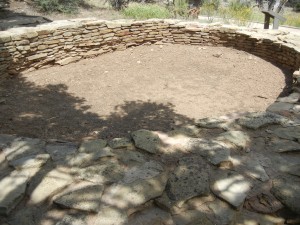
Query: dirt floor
[[0, 45, 292, 141]]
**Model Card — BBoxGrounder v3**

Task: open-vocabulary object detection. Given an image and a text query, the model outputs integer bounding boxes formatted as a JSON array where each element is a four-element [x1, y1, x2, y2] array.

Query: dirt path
[[0, 45, 291, 141]]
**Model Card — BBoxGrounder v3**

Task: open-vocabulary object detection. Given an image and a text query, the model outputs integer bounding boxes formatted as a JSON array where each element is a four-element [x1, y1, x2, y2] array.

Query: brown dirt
[[0, 45, 292, 141]]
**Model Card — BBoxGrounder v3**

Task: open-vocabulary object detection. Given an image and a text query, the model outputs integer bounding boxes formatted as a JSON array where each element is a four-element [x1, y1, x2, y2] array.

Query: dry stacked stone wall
[[0, 19, 299, 75]]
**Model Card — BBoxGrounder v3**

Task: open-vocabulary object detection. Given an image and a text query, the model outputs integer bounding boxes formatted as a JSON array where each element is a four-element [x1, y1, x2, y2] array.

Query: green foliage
[[201, 0, 221, 22], [34, 0, 82, 13], [227, 0, 253, 26], [108, 0, 129, 10], [284, 14, 300, 27], [172, 0, 189, 18], [122, 3, 171, 19], [294, 2, 300, 12]]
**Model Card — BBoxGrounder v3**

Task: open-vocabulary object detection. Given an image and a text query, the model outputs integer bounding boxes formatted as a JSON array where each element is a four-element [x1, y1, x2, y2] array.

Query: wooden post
[[264, 14, 271, 29]]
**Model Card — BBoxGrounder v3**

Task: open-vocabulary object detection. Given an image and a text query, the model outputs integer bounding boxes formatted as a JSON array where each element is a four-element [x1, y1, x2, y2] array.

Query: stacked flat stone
[[0, 19, 299, 76]]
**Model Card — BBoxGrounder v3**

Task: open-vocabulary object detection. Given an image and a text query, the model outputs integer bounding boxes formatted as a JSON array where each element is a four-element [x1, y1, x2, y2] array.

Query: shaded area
[[0, 75, 194, 141]]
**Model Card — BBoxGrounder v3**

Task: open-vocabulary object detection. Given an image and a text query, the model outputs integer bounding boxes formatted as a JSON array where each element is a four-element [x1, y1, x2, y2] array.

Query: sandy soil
[[0, 45, 292, 141]]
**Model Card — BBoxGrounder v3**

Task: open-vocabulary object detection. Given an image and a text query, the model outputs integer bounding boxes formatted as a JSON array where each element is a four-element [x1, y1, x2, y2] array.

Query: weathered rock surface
[[210, 171, 252, 208], [271, 175, 300, 214], [243, 160, 269, 182], [56, 215, 87, 225], [54, 183, 104, 212], [123, 160, 163, 183], [272, 126, 300, 141], [165, 157, 210, 206], [29, 169, 73, 204], [0, 171, 29, 215], [173, 210, 214, 225], [196, 117, 231, 130], [237, 112, 291, 129], [9, 154, 50, 169], [3, 137, 45, 161], [78, 139, 107, 153], [57, 56, 81, 66], [235, 210, 285, 225], [216, 131, 250, 149], [131, 129, 161, 154], [277, 92, 300, 103], [128, 206, 174, 225], [208, 199, 237, 225], [101, 172, 168, 210], [92, 206, 128, 225], [46, 142, 77, 163], [268, 138, 300, 152], [267, 102, 294, 113], [74, 159, 124, 184], [186, 139, 231, 165], [108, 137, 133, 149], [284, 164, 300, 177], [0, 134, 16, 149]]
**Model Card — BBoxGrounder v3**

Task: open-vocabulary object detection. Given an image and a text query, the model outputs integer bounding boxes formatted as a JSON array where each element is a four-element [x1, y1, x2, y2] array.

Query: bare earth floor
[[0, 45, 292, 141]]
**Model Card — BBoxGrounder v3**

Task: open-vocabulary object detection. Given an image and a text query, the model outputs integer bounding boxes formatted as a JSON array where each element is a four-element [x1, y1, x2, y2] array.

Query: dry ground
[[0, 45, 292, 141]]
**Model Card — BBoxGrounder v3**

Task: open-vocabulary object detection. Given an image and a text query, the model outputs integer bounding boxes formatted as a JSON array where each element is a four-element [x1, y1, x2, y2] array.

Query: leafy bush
[[284, 14, 300, 27], [226, 0, 253, 25], [34, 0, 82, 13], [108, 0, 130, 10], [172, 0, 189, 18], [201, 0, 221, 22], [122, 3, 171, 19], [294, 3, 300, 12]]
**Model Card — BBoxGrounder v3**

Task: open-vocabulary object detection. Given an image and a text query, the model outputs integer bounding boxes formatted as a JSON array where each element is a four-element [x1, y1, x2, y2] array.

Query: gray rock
[[271, 175, 300, 214], [3, 137, 46, 161], [56, 56, 81, 66], [29, 169, 73, 204], [78, 139, 107, 153], [9, 154, 50, 169], [208, 199, 237, 225], [108, 138, 133, 149], [0, 170, 29, 215], [186, 138, 231, 165], [131, 129, 161, 154], [8, 207, 35, 225], [210, 171, 252, 208], [92, 206, 128, 225], [243, 160, 269, 182], [277, 92, 300, 103], [113, 149, 147, 165], [284, 164, 300, 177], [123, 160, 163, 183], [54, 184, 104, 213], [217, 131, 250, 149], [237, 112, 291, 129], [101, 172, 168, 210], [173, 210, 214, 225], [68, 147, 114, 167], [196, 117, 230, 130], [166, 157, 210, 205], [273, 126, 300, 141], [268, 139, 300, 152], [56, 215, 87, 225], [74, 160, 124, 184], [128, 206, 174, 225], [267, 102, 294, 113], [46, 142, 77, 162], [235, 210, 284, 225], [0, 134, 16, 149]]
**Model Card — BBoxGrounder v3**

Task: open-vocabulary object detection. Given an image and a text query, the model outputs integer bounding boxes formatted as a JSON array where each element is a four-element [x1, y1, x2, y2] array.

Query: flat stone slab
[[29, 169, 73, 204], [268, 139, 300, 152], [0, 134, 16, 149], [74, 159, 124, 184], [217, 131, 250, 149], [271, 175, 300, 214], [9, 154, 50, 169], [3, 137, 46, 161], [108, 138, 133, 149], [236, 210, 284, 225], [284, 164, 300, 177], [131, 129, 161, 154], [101, 171, 168, 210], [210, 171, 252, 208], [186, 138, 231, 165], [272, 126, 300, 141], [208, 199, 237, 225], [277, 92, 300, 103], [237, 112, 291, 129], [78, 139, 107, 153], [0, 171, 29, 215], [166, 157, 210, 205], [54, 183, 104, 213], [267, 102, 294, 113], [173, 210, 214, 225], [196, 117, 231, 130], [128, 206, 174, 225], [243, 160, 269, 182], [92, 206, 128, 225], [123, 160, 163, 183], [46, 142, 78, 162], [56, 215, 87, 225]]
